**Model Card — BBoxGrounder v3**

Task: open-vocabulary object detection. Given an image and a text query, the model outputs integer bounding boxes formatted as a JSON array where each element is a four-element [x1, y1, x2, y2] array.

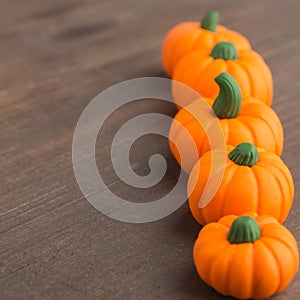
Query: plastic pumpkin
[[187, 143, 294, 224], [162, 11, 251, 76], [172, 41, 273, 107], [194, 213, 299, 299], [169, 73, 283, 173]]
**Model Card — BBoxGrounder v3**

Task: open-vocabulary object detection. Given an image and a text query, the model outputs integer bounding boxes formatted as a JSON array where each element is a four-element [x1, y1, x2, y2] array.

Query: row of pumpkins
[[161, 12, 298, 299]]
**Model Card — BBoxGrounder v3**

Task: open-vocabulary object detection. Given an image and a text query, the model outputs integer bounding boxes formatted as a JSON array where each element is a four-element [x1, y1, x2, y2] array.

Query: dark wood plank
[[1, 0, 300, 299]]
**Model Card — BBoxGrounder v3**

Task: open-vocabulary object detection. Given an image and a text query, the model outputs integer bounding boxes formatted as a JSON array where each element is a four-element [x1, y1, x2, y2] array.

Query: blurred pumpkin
[[172, 41, 273, 108], [194, 213, 299, 299], [162, 11, 251, 76], [187, 143, 294, 224], [169, 72, 283, 173]]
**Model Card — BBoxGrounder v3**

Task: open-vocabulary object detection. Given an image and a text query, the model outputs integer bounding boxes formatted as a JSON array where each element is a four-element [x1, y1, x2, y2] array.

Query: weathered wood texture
[[1, 0, 300, 299]]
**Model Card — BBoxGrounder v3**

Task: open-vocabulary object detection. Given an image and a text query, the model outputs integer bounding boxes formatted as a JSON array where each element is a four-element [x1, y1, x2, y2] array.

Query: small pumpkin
[[172, 41, 273, 107], [193, 213, 299, 299], [169, 72, 283, 173], [162, 11, 251, 76], [188, 143, 294, 224]]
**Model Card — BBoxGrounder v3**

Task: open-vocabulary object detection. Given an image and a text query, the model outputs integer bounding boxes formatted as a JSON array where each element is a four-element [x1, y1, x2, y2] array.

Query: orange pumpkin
[[169, 72, 283, 173], [162, 11, 251, 76], [187, 143, 294, 225], [172, 41, 273, 107], [194, 213, 299, 299]]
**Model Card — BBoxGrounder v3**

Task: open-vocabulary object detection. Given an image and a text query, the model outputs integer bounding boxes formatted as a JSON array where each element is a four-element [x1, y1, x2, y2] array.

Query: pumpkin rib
[[188, 158, 211, 224], [246, 243, 255, 298], [260, 225, 299, 264], [180, 118, 226, 176], [218, 28, 251, 49], [238, 59, 272, 105], [259, 237, 288, 293], [227, 61, 252, 98], [188, 155, 213, 197], [197, 229, 228, 249], [227, 117, 255, 145], [220, 118, 229, 142], [231, 164, 258, 214], [240, 52, 268, 73], [257, 163, 291, 223], [173, 52, 201, 88], [238, 114, 279, 153], [195, 225, 230, 287], [261, 160, 293, 192], [180, 117, 211, 164], [241, 98, 283, 134], [171, 27, 201, 67], [273, 162, 293, 216], [169, 110, 203, 146], [250, 166, 262, 215], [258, 153, 290, 170], [261, 237, 298, 293], [266, 168, 284, 223], [203, 162, 234, 223], [257, 155, 294, 203], [173, 56, 215, 108], [252, 240, 280, 298], [258, 152, 284, 165], [240, 50, 272, 80], [210, 242, 237, 296], [252, 165, 282, 221], [235, 116, 260, 146], [197, 223, 229, 246], [260, 117, 281, 155], [215, 24, 228, 33], [241, 212, 259, 219], [199, 201, 209, 225], [169, 108, 210, 169], [236, 60, 257, 97], [223, 244, 240, 296], [255, 214, 279, 226], [228, 243, 254, 298], [163, 22, 200, 76], [174, 51, 213, 88], [190, 27, 208, 52], [217, 214, 237, 228], [194, 59, 228, 98], [218, 163, 243, 218], [192, 30, 215, 53], [245, 103, 283, 155]]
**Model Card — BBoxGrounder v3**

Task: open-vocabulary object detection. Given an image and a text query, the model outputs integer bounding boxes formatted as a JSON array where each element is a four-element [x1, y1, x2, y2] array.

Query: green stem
[[228, 216, 261, 244], [212, 73, 241, 119], [201, 11, 219, 32], [229, 143, 259, 167], [210, 42, 238, 60]]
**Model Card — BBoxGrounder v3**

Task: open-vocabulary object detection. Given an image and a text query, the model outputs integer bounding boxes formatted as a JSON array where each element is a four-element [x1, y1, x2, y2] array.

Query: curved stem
[[212, 72, 241, 119]]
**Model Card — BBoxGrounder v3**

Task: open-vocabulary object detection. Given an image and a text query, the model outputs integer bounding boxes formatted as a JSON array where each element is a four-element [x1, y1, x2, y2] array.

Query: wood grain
[[1, 0, 300, 299]]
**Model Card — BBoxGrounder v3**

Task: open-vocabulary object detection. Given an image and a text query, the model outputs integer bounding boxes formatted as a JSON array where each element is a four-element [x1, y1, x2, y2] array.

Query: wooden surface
[[1, 0, 300, 299]]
